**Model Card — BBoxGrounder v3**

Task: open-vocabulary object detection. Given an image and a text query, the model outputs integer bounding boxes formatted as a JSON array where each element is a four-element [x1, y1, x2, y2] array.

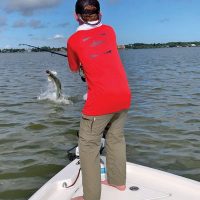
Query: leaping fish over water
[[46, 70, 62, 99]]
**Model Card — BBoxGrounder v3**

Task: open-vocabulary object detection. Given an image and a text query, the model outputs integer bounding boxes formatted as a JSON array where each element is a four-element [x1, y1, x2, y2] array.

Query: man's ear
[[75, 13, 84, 25], [74, 13, 79, 22]]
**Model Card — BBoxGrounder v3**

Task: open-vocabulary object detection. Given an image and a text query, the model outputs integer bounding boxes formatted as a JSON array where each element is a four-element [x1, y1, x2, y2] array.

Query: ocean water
[[0, 48, 200, 200]]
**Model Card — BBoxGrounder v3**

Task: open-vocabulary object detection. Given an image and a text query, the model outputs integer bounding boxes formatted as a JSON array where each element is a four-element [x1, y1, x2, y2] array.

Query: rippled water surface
[[0, 48, 200, 200]]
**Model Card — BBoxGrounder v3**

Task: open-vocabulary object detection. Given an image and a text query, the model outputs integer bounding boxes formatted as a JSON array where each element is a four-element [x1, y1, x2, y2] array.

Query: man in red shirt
[[67, 1, 131, 199]]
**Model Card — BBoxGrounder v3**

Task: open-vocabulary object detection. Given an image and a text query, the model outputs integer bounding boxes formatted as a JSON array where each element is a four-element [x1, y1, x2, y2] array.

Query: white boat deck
[[29, 157, 200, 200]]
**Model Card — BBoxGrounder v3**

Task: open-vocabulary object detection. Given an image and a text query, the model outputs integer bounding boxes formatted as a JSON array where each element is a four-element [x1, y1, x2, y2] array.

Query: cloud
[[12, 19, 26, 28], [56, 22, 70, 28], [4, 0, 63, 16], [53, 34, 65, 39], [159, 18, 170, 23], [4, 44, 11, 49], [0, 16, 7, 27], [29, 19, 45, 29], [48, 34, 65, 41], [12, 19, 45, 29]]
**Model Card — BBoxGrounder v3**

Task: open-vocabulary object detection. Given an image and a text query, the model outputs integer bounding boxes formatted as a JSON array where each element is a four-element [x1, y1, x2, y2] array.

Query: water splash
[[37, 77, 72, 105]]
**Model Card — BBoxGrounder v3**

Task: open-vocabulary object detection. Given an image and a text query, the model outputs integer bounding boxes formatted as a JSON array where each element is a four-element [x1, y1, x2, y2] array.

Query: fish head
[[46, 70, 58, 76]]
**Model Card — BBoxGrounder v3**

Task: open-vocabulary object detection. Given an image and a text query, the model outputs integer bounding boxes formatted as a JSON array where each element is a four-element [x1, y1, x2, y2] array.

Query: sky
[[0, 0, 200, 48]]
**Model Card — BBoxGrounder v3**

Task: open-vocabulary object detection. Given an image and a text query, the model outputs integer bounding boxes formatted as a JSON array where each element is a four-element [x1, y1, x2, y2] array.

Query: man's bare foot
[[71, 196, 84, 200], [101, 180, 126, 191]]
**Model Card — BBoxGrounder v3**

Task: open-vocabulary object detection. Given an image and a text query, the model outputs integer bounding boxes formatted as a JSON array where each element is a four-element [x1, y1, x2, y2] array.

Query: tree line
[[0, 46, 66, 53], [1, 42, 200, 53], [125, 41, 200, 49]]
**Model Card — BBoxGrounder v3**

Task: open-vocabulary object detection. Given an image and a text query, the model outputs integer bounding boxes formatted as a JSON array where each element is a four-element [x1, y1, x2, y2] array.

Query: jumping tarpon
[[46, 70, 62, 99]]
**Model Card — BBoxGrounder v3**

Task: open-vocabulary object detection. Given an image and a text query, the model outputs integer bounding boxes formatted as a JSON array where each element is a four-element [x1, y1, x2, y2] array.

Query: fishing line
[[19, 43, 86, 82], [19, 44, 67, 57]]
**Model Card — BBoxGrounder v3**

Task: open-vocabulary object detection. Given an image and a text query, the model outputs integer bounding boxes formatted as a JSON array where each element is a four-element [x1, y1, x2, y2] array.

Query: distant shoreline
[[1, 42, 200, 53], [121, 41, 200, 49]]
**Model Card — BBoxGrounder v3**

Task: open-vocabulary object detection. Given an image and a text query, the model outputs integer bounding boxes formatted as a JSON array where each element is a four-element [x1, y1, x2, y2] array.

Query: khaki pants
[[78, 110, 127, 200]]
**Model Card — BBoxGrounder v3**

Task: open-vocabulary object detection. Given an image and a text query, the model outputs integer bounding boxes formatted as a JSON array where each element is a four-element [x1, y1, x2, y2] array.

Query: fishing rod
[[19, 43, 86, 82], [19, 43, 67, 57]]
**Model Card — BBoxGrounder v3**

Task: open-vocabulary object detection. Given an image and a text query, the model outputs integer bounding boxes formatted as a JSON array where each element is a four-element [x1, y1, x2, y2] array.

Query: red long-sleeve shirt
[[67, 24, 131, 116]]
